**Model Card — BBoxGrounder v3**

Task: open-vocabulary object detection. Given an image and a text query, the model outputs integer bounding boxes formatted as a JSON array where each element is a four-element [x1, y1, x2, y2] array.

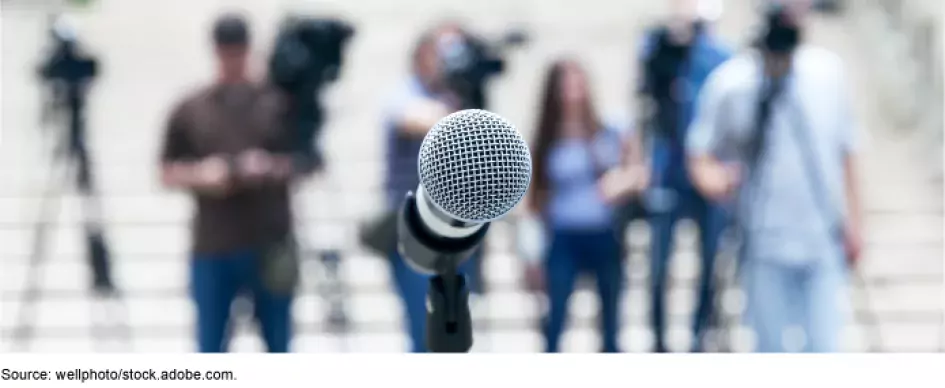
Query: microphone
[[399, 109, 532, 273], [397, 109, 532, 352]]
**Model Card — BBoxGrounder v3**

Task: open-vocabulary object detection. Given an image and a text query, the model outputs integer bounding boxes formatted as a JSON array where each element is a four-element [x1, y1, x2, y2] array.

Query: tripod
[[9, 90, 131, 352]]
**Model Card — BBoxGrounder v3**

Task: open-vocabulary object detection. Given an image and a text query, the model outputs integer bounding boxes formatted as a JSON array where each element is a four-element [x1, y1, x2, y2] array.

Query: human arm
[[596, 33, 662, 204], [516, 209, 547, 292], [396, 97, 456, 137], [232, 90, 322, 185], [842, 154, 863, 265], [159, 102, 234, 197], [686, 64, 741, 201], [599, 122, 650, 204], [387, 81, 460, 138], [520, 162, 548, 293], [838, 71, 865, 266]]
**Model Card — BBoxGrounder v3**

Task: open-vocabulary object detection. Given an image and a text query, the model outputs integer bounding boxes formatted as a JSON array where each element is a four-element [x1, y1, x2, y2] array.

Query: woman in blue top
[[526, 59, 647, 352]]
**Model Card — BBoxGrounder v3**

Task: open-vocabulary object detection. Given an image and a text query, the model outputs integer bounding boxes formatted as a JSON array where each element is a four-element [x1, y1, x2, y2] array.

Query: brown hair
[[528, 59, 603, 214]]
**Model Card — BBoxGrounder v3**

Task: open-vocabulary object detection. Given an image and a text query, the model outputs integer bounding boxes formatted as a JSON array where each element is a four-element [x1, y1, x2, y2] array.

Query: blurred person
[[686, 2, 863, 352], [637, 0, 732, 352], [524, 59, 647, 353], [159, 13, 315, 353], [381, 25, 483, 353]]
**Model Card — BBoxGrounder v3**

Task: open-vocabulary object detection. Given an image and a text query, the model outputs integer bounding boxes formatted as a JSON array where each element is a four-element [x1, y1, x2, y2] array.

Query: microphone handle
[[396, 191, 488, 275]]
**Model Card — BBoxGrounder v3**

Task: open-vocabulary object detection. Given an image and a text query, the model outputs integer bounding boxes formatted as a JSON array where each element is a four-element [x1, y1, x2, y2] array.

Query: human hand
[[843, 222, 864, 268], [598, 165, 649, 205], [235, 148, 276, 184], [194, 155, 234, 196], [706, 163, 741, 201]]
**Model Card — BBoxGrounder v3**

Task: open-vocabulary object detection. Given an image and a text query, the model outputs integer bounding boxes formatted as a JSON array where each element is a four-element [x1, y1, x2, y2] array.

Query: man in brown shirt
[[159, 13, 310, 352]]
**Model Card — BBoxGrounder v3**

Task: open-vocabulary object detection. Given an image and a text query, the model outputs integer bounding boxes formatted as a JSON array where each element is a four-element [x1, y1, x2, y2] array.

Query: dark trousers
[[190, 250, 294, 352], [649, 189, 727, 352], [543, 228, 623, 353], [389, 251, 481, 353]]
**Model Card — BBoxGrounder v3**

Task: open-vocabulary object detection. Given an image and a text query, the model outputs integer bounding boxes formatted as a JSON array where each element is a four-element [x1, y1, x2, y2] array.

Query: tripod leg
[[73, 135, 94, 193], [90, 292, 133, 352], [66, 104, 96, 193], [11, 161, 66, 351], [78, 192, 116, 293]]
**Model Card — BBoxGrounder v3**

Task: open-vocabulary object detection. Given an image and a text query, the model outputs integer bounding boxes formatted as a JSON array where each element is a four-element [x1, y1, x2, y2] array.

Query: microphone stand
[[426, 255, 473, 353]]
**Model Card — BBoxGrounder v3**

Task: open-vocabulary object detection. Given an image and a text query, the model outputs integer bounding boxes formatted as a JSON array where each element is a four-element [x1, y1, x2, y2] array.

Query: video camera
[[437, 29, 528, 110], [39, 41, 97, 86], [37, 16, 98, 182], [268, 16, 355, 171], [640, 21, 705, 143], [38, 17, 98, 110], [269, 16, 354, 93]]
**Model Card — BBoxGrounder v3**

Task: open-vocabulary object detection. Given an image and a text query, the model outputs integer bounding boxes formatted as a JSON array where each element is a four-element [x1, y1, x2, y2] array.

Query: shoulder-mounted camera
[[268, 16, 355, 93], [437, 28, 528, 109]]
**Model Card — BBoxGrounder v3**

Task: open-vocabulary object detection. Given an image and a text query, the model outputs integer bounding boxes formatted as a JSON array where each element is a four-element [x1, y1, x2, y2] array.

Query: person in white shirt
[[686, 2, 864, 352]]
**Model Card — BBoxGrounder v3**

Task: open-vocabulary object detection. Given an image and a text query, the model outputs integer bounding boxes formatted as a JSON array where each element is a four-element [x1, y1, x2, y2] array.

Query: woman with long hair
[[524, 59, 647, 352]]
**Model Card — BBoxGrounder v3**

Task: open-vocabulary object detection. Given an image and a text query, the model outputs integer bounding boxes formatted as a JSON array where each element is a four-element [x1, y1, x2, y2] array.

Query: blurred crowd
[[24, 0, 910, 353]]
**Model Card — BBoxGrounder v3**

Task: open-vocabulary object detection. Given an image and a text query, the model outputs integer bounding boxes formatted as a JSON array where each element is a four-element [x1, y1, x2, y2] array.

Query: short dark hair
[[212, 13, 250, 46], [758, 5, 801, 54]]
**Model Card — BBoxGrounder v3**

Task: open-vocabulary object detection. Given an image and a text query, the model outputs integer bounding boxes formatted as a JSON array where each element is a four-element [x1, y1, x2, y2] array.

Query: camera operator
[[377, 24, 485, 353], [686, 1, 864, 352], [159, 13, 315, 353], [636, 0, 732, 352]]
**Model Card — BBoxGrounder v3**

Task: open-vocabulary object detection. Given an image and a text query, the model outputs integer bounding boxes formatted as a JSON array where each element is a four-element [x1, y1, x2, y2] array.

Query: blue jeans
[[389, 250, 481, 353], [649, 188, 727, 352], [190, 250, 294, 352], [543, 228, 623, 352], [741, 254, 848, 352]]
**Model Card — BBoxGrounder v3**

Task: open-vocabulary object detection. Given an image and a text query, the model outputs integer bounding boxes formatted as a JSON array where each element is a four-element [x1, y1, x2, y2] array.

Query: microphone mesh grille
[[418, 109, 532, 222]]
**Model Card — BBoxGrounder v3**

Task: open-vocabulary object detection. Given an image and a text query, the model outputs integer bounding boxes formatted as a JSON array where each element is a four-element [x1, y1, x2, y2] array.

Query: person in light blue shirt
[[687, 3, 864, 352], [524, 59, 647, 352], [637, 0, 732, 352]]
